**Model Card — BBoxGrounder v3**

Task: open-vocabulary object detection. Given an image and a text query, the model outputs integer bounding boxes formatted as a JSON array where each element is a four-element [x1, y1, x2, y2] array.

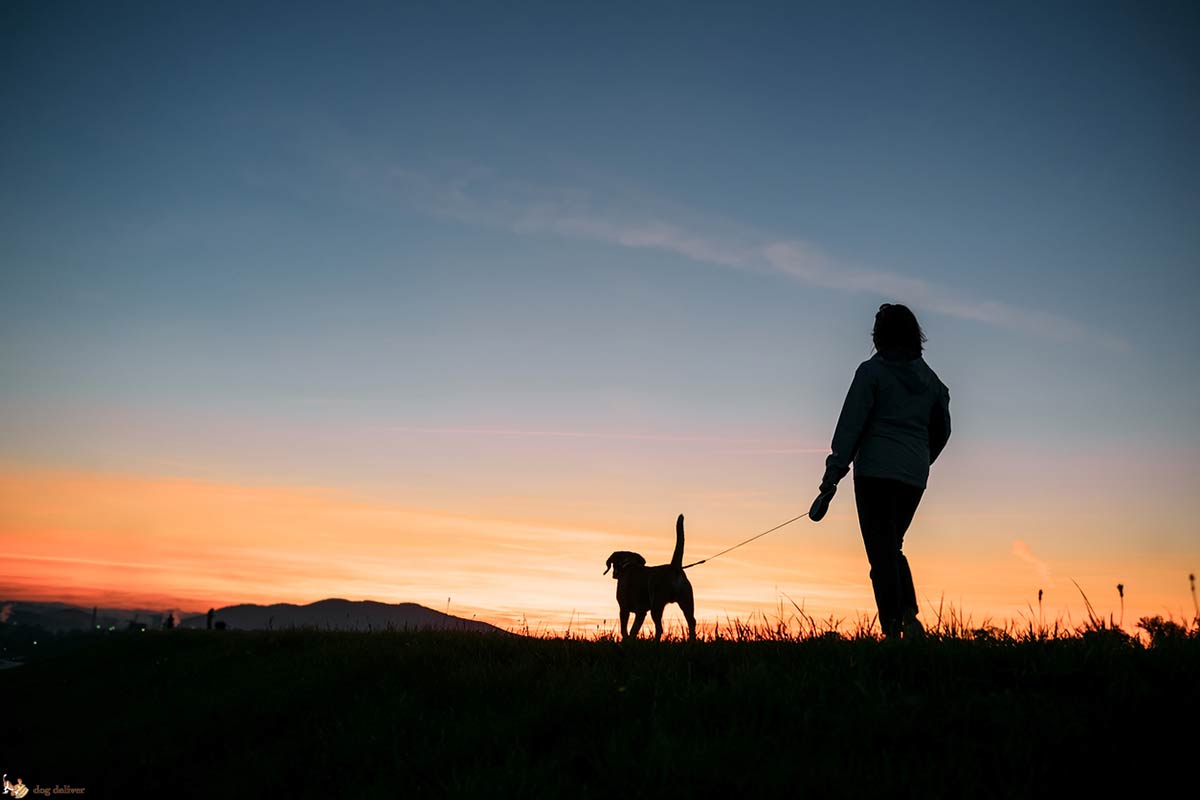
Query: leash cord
[[681, 511, 810, 569]]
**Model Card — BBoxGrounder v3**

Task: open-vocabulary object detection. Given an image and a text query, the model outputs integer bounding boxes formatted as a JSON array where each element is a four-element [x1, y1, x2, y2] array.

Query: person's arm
[[929, 383, 951, 465], [821, 363, 876, 490]]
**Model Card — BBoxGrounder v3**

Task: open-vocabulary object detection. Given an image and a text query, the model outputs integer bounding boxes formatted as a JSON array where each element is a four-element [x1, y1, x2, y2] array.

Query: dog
[[604, 513, 697, 641]]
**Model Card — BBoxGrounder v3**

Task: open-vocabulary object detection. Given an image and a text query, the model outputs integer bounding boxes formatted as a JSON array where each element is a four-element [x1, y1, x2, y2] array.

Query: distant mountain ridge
[[183, 598, 506, 633], [1, 598, 506, 634]]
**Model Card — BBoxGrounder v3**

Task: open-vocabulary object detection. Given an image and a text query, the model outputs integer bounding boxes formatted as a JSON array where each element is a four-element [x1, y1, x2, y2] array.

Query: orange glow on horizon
[[0, 465, 1195, 635]]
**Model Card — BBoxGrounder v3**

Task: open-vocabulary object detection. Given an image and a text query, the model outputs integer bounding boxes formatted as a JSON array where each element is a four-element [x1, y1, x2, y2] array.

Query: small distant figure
[[206, 608, 215, 630], [164, 611, 175, 630], [811, 303, 951, 639]]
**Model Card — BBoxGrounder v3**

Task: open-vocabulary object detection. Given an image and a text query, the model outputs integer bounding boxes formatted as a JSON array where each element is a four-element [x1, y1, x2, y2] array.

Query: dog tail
[[672, 514, 685, 569]]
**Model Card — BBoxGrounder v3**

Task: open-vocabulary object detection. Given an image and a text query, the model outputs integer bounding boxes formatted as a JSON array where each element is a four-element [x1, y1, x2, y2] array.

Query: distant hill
[[0, 598, 506, 634], [178, 598, 506, 633]]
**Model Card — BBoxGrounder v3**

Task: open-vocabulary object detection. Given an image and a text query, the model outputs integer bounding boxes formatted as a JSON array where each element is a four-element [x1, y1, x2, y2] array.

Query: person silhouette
[[810, 304, 950, 639]]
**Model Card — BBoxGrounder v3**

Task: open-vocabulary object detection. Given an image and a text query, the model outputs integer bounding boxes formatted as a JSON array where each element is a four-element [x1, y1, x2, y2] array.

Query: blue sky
[[1, 2, 1197, 622], [4, 0, 1198, 449]]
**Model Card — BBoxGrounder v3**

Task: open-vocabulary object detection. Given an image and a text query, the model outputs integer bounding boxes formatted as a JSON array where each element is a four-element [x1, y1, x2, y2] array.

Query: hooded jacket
[[822, 351, 951, 490]]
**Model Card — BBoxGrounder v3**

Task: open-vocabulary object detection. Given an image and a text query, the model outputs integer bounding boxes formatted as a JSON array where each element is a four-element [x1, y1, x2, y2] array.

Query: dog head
[[603, 551, 646, 580]]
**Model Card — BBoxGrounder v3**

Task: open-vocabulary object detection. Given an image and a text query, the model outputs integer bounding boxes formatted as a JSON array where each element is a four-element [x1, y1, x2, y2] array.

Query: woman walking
[[810, 304, 951, 639]]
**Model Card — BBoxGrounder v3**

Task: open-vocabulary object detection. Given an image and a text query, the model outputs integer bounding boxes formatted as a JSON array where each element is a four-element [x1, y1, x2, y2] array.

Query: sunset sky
[[2, 2, 1198, 633]]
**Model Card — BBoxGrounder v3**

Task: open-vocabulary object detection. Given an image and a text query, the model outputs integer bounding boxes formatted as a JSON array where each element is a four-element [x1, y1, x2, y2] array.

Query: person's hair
[[872, 303, 926, 354]]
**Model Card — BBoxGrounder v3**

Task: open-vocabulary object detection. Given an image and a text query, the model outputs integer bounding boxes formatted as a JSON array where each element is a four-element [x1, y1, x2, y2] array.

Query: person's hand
[[809, 482, 837, 522]]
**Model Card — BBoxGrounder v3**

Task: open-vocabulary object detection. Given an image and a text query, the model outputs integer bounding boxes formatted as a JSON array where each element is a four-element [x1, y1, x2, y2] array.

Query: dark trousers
[[854, 476, 924, 637]]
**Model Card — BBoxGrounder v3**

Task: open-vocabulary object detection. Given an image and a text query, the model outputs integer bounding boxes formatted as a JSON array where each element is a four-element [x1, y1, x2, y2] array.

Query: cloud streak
[[385, 165, 1130, 351], [1011, 539, 1054, 587], [387, 426, 823, 449]]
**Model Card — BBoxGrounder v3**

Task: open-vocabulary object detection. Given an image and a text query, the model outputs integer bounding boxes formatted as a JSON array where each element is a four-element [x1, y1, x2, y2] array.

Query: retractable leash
[[680, 512, 808, 569], [681, 496, 830, 573], [680, 488, 834, 569]]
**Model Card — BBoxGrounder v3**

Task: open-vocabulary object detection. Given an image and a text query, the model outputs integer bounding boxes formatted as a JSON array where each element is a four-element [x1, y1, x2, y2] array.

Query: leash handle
[[681, 511, 810, 569]]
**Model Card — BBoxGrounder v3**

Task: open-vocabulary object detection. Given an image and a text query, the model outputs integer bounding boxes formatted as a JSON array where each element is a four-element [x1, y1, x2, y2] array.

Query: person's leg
[[896, 554, 918, 623], [854, 477, 903, 637], [893, 482, 925, 624]]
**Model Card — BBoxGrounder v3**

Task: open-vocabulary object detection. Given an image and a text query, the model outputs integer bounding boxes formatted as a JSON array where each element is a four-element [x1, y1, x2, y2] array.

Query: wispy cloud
[[1011, 539, 1054, 587], [389, 165, 759, 268], [4, 553, 172, 571], [764, 242, 1130, 351], [385, 165, 1130, 351], [388, 426, 822, 449]]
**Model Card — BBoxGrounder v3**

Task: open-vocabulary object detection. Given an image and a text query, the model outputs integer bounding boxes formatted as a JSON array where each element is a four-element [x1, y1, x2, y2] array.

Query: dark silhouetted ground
[[1, 626, 1195, 798]]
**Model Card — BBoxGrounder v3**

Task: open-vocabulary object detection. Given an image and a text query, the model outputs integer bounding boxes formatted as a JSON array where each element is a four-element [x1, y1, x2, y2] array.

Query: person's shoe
[[902, 615, 926, 640]]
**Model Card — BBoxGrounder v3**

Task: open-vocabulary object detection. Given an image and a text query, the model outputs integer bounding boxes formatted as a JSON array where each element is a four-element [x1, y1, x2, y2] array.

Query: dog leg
[[679, 583, 697, 641], [620, 608, 630, 639], [628, 610, 647, 639], [650, 604, 666, 641]]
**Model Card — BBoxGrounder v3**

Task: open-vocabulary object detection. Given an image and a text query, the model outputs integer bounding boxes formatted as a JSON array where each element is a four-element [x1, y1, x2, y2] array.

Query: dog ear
[[605, 551, 646, 579], [617, 552, 646, 577]]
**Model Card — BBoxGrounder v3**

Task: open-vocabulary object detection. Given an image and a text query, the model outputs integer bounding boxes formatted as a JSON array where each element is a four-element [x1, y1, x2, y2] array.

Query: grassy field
[[1, 622, 1197, 799]]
